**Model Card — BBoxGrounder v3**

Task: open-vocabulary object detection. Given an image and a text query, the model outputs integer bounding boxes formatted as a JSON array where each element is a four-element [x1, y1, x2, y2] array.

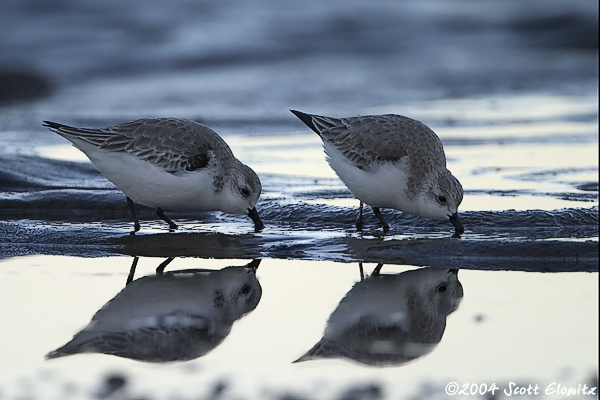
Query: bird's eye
[[240, 187, 250, 197], [436, 284, 447, 293], [239, 285, 251, 296], [437, 195, 447, 204]]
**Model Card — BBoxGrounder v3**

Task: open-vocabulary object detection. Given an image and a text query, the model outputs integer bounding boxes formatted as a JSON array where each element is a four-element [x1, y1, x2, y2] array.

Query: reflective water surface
[[294, 265, 463, 366], [0, 256, 596, 399], [46, 258, 262, 363]]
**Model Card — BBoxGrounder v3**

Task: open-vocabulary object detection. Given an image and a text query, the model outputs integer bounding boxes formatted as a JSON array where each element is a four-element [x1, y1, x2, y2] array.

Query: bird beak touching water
[[449, 212, 464, 237], [246, 258, 261, 271], [248, 207, 264, 232]]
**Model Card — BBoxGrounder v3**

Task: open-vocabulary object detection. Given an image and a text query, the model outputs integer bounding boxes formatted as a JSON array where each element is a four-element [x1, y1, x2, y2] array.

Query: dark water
[[1, 151, 597, 270], [1, 0, 598, 117], [0, 0, 598, 399]]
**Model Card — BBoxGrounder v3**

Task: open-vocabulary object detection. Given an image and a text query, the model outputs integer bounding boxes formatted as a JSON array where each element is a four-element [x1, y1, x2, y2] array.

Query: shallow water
[[0, 257, 597, 400], [0, 0, 598, 398]]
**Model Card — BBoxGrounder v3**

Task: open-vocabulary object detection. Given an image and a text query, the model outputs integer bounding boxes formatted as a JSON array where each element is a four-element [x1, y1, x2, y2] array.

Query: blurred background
[[1, 0, 597, 123]]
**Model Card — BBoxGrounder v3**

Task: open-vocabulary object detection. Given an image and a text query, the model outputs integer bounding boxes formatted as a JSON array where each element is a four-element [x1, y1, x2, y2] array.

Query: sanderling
[[45, 258, 262, 362], [294, 266, 463, 366], [291, 110, 464, 236], [43, 118, 264, 233]]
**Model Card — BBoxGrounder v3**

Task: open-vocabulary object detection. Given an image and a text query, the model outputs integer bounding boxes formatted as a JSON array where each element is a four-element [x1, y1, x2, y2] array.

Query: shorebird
[[44, 118, 264, 233], [291, 110, 464, 236]]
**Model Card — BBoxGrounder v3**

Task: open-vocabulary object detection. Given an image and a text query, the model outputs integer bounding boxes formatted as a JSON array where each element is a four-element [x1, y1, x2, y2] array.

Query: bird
[[294, 266, 463, 366], [43, 118, 264, 233], [45, 258, 262, 362], [290, 110, 464, 236]]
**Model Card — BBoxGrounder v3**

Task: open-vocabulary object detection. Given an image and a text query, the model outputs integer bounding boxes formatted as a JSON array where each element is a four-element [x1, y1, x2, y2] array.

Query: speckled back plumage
[[44, 118, 235, 174], [294, 112, 447, 172]]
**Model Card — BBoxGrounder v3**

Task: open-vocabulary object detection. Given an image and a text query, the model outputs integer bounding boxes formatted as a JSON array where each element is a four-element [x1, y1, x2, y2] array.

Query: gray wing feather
[[46, 325, 218, 362], [309, 114, 447, 169], [44, 118, 232, 173]]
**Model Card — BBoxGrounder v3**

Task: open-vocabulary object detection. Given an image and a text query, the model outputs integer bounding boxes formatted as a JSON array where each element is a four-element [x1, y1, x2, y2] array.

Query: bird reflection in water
[[295, 264, 463, 366], [46, 258, 261, 362]]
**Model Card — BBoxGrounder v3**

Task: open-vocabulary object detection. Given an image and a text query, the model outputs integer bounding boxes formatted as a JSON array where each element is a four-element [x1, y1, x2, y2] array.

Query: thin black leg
[[372, 207, 390, 233], [358, 262, 365, 281], [372, 263, 384, 276], [156, 257, 175, 274], [126, 256, 139, 285], [156, 207, 178, 231], [355, 201, 364, 232], [126, 197, 141, 234]]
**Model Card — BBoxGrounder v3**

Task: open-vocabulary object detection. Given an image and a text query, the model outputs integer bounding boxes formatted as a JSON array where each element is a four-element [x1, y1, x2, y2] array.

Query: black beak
[[246, 259, 261, 271], [449, 212, 464, 238], [248, 207, 264, 232]]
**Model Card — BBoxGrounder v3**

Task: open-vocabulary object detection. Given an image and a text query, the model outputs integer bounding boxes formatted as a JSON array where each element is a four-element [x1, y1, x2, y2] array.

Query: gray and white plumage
[[294, 266, 463, 366], [43, 118, 263, 232], [291, 110, 464, 235], [46, 259, 262, 362]]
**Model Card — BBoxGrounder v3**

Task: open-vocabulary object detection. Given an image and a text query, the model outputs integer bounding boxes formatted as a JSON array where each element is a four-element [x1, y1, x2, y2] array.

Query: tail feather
[[290, 110, 348, 138], [292, 339, 327, 363], [43, 120, 96, 135], [45, 344, 77, 360], [42, 120, 69, 130], [290, 110, 321, 135], [43, 120, 112, 146]]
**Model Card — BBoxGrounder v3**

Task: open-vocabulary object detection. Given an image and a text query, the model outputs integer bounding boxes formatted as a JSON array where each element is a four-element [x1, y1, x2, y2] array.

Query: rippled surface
[[0, 0, 598, 398]]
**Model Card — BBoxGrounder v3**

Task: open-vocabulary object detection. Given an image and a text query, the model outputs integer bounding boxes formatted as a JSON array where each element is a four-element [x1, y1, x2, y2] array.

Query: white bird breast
[[323, 141, 411, 209]]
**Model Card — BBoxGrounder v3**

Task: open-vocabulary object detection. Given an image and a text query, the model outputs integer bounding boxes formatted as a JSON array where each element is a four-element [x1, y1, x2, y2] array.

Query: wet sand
[[1, 207, 598, 271], [1, 118, 597, 271]]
